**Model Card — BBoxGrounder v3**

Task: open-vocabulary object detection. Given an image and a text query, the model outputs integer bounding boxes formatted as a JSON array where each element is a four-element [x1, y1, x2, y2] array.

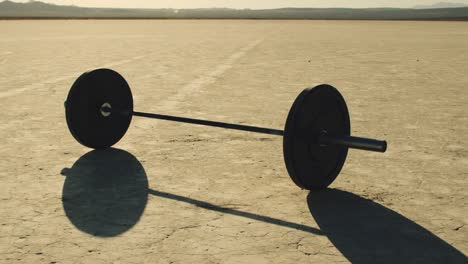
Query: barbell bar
[[100, 106, 386, 153], [65, 68, 387, 190]]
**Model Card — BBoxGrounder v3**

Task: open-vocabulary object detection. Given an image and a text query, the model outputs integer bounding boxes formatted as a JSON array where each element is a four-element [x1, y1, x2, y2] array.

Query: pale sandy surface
[[0, 20, 467, 263]]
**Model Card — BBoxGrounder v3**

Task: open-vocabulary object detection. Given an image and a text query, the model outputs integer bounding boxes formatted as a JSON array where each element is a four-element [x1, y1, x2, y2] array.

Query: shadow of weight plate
[[283, 85, 350, 190], [65, 69, 133, 149]]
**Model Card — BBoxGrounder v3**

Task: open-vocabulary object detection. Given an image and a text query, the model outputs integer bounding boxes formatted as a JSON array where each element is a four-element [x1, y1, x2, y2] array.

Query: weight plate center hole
[[100, 102, 112, 117]]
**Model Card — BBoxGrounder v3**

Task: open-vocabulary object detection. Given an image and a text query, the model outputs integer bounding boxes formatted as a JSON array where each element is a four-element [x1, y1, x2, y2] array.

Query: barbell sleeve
[[318, 133, 387, 153]]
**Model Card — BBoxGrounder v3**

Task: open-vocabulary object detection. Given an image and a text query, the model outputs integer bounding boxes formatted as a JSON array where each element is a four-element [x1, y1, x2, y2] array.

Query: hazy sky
[[10, 0, 468, 9]]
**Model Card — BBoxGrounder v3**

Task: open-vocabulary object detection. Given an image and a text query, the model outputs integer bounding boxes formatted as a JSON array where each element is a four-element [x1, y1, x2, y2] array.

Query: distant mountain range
[[414, 2, 468, 9], [1, 1, 468, 20]]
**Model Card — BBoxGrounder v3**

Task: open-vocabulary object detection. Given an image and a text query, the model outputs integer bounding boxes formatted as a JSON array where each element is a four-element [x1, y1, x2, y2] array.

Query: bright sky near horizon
[[9, 0, 468, 9]]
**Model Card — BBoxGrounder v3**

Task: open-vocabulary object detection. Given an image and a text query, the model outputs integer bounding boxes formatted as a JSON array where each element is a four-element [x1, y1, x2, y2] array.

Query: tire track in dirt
[[0, 51, 13, 66], [158, 39, 263, 111]]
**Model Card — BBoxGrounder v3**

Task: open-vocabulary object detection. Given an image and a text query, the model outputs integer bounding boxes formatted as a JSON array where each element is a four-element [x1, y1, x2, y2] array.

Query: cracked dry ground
[[0, 20, 467, 263]]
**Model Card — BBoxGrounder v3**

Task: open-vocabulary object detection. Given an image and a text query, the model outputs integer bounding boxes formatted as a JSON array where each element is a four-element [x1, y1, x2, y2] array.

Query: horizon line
[[2, 0, 468, 11]]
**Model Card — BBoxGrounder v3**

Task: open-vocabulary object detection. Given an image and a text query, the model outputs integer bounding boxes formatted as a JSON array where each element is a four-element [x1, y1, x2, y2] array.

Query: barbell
[[64, 68, 387, 190]]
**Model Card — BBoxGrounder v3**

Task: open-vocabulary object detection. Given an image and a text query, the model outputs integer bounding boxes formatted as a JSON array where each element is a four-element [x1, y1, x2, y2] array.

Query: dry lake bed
[[0, 20, 467, 263]]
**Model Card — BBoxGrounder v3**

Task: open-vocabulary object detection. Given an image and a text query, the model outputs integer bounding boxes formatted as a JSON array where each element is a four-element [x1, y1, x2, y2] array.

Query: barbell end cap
[[380, 140, 388, 153]]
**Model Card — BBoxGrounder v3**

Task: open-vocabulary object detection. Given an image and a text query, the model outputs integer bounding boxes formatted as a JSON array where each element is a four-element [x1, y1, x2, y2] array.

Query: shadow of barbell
[[61, 148, 323, 236], [61, 149, 466, 263]]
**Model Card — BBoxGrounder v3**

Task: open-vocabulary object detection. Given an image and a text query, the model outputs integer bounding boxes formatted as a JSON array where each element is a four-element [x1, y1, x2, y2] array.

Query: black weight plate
[[65, 69, 133, 149], [283, 85, 350, 190]]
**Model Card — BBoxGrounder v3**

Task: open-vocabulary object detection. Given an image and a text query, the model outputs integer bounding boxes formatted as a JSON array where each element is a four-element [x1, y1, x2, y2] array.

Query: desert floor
[[0, 20, 467, 263]]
